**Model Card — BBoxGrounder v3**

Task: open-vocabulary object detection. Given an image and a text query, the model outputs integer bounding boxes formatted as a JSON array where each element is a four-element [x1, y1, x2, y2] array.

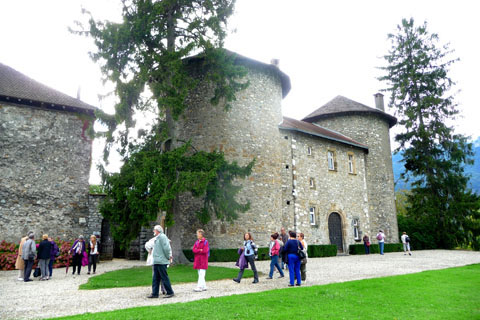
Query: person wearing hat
[[376, 230, 386, 255], [70, 235, 86, 275], [21, 232, 36, 282]]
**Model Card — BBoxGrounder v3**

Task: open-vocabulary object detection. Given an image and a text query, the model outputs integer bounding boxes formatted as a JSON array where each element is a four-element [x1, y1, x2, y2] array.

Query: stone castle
[[0, 53, 398, 255]]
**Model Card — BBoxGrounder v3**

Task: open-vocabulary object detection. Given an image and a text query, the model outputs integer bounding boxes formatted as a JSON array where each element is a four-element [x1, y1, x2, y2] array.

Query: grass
[[79, 265, 253, 290], [57, 264, 480, 319]]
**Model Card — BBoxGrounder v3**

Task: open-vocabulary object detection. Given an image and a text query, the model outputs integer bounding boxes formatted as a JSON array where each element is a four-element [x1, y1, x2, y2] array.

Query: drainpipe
[[290, 136, 297, 231]]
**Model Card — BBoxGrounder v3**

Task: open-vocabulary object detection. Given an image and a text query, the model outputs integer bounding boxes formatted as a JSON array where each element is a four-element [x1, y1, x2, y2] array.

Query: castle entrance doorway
[[328, 212, 343, 252]]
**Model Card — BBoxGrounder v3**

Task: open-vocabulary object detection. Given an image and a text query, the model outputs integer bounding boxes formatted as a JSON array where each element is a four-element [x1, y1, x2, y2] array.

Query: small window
[[307, 146, 312, 156], [309, 207, 316, 225], [284, 136, 288, 140], [286, 200, 291, 205], [309, 177, 315, 189], [348, 153, 356, 174], [327, 151, 336, 171], [353, 218, 360, 240], [285, 165, 289, 169]]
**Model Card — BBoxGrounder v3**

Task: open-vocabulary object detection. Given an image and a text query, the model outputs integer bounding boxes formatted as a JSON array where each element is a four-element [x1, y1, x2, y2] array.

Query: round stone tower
[[173, 53, 291, 249], [302, 94, 399, 242]]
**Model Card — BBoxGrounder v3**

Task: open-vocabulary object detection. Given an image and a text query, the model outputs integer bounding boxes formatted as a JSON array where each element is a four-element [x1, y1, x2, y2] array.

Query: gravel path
[[1, 250, 479, 319]]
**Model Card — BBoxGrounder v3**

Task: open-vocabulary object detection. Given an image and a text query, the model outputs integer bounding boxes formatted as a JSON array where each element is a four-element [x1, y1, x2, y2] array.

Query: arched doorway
[[328, 212, 343, 252]]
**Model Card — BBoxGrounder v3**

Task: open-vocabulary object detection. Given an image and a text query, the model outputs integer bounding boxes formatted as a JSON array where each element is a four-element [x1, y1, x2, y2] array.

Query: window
[[348, 153, 355, 174], [327, 150, 336, 171], [309, 177, 315, 189], [307, 146, 312, 156], [353, 218, 360, 240], [309, 207, 316, 225]]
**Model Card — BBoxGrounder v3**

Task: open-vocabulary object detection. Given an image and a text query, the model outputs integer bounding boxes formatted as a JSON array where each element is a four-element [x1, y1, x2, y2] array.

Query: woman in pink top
[[192, 229, 209, 292]]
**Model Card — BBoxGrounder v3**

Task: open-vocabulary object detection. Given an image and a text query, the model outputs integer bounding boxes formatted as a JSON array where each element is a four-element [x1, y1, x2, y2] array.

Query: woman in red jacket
[[267, 233, 284, 279], [192, 229, 209, 292]]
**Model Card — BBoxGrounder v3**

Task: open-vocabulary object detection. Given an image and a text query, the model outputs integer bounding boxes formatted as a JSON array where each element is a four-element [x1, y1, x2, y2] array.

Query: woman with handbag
[[70, 235, 86, 275], [363, 234, 370, 254], [233, 232, 259, 284], [298, 233, 308, 283], [283, 231, 303, 287], [266, 233, 284, 279]]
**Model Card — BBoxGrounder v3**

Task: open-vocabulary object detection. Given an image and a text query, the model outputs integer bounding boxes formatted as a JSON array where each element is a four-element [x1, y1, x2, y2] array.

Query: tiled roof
[[0, 63, 96, 115], [279, 116, 368, 150], [302, 95, 397, 127], [185, 50, 291, 98]]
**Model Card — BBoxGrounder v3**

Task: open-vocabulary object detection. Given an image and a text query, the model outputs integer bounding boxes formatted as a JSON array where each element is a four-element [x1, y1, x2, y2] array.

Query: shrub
[[349, 243, 403, 255], [0, 239, 74, 271], [308, 244, 337, 257]]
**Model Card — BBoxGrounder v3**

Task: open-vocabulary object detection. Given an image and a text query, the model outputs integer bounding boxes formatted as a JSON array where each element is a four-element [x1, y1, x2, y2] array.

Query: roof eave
[[0, 95, 96, 117], [279, 125, 369, 151], [303, 111, 397, 128]]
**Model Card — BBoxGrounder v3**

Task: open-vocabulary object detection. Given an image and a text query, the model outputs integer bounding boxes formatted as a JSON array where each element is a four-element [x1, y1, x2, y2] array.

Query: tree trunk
[[166, 196, 191, 265]]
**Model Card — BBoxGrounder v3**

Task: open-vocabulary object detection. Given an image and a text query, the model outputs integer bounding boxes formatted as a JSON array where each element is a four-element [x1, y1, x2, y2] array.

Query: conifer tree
[[74, 0, 253, 262], [379, 18, 480, 249]]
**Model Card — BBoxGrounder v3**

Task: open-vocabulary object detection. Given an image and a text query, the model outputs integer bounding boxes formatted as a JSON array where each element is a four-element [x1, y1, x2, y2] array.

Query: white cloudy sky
[[1, 0, 478, 184]]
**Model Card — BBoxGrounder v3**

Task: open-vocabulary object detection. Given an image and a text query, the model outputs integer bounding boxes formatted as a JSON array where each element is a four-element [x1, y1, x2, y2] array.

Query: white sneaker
[[193, 288, 203, 292], [17, 277, 23, 281]]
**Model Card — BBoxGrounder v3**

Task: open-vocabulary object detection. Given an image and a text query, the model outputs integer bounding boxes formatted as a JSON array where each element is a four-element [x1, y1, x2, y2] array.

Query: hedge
[[349, 243, 403, 255], [183, 244, 337, 262]]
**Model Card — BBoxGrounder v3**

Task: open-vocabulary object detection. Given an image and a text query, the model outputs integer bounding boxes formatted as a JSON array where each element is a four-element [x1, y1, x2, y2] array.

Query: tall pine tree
[[379, 18, 480, 249], [73, 0, 254, 262]]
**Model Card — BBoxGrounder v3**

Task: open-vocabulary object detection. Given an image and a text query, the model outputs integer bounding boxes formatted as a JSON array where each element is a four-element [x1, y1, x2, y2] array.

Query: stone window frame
[[353, 218, 360, 241], [307, 146, 312, 156], [309, 206, 317, 226], [327, 149, 337, 171], [309, 177, 316, 189], [347, 152, 356, 175]]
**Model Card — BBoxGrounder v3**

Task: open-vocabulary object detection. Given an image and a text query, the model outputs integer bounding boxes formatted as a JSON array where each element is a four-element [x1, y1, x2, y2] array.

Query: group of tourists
[[15, 232, 100, 282], [362, 230, 412, 256], [15, 232, 59, 282]]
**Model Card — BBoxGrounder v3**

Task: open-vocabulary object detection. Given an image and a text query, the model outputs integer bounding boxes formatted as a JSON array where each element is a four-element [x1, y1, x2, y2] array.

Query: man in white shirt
[[401, 232, 412, 256]]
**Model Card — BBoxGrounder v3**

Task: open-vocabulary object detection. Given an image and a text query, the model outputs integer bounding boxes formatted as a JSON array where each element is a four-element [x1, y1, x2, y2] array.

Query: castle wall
[[0, 103, 92, 243], [313, 114, 399, 242], [282, 130, 370, 250], [174, 67, 285, 249]]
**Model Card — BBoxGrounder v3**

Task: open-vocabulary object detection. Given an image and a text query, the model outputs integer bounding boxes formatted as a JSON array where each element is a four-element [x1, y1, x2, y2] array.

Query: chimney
[[270, 59, 280, 67], [76, 86, 82, 100], [374, 93, 384, 111]]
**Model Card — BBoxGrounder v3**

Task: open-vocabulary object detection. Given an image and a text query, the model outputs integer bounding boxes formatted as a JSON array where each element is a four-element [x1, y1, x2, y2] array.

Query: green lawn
[[59, 264, 480, 319], [79, 265, 253, 290]]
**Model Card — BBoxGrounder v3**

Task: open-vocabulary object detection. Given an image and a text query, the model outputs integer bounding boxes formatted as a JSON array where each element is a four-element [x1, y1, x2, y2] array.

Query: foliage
[[75, 0, 252, 254], [0, 239, 73, 271], [349, 243, 403, 255], [379, 18, 480, 249], [182, 244, 337, 262], [89, 185, 106, 194], [79, 265, 253, 290], [100, 140, 253, 247], [52, 264, 480, 320]]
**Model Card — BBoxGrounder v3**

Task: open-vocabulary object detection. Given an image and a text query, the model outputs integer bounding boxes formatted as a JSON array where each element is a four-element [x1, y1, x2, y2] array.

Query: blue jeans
[[152, 264, 174, 296], [364, 244, 370, 254], [269, 255, 284, 278], [287, 254, 301, 285], [48, 259, 55, 277], [379, 242, 384, 255]]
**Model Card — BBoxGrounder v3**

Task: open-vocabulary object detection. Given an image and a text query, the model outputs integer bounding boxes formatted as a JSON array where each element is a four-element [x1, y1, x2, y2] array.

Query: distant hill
[[392, 137, 480, 194]]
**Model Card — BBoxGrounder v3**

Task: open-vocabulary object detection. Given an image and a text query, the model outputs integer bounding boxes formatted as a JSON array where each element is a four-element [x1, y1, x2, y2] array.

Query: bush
[[349, 243, 403, 255], [183, 244, 337, 262], [398, 214, 438, 250], [0, 239, 74, 270], [308, 244, 337, 257]]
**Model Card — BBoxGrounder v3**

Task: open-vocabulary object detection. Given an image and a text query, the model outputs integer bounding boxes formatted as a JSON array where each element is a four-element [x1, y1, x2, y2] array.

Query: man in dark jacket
[[37, 235, 52, 280], [22, 232, 36, 282]]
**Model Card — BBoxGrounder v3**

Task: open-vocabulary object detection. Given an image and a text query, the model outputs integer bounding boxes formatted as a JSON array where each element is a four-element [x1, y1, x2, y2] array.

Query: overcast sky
[[1, 0, 478, 184]]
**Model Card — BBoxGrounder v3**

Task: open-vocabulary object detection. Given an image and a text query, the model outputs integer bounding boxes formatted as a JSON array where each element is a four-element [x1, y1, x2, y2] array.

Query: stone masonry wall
[[313, 114, 399, 242], [174, 67, 285, 249], [282, 130, 370, 251], [0, 103, 92, 243]]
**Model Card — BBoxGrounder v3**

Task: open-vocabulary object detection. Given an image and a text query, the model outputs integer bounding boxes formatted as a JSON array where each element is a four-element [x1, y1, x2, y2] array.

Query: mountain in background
[[392, 136, 480, 194]]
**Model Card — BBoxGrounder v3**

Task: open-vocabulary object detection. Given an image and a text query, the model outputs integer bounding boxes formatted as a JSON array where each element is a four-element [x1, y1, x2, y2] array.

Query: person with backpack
[[376, 230, 385, 255], [284, 230, 303, 287], [266, 233, 284, 280], [233, 232, 259, 284], [192, 229, 209, 292], [363, 234, 370, 254], [401, 232, 412, 256]]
